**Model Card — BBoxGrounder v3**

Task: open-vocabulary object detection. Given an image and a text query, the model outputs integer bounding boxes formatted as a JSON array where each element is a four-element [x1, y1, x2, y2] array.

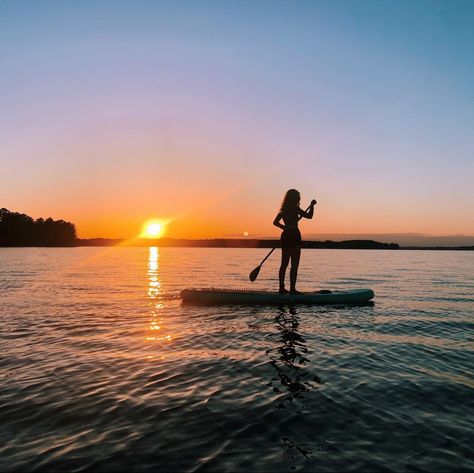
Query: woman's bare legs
[[279, 248, 291, 292], [280, 246, 301, 293], [289, 246, 301, 293]]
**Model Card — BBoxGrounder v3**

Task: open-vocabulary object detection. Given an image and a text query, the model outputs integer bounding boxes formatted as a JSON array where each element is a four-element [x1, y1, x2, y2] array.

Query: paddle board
[[180, 288, 374, 305]]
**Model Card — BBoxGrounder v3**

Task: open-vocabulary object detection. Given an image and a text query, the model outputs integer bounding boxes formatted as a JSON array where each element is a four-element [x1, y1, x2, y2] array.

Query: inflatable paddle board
[[180, 288, 374, 305]]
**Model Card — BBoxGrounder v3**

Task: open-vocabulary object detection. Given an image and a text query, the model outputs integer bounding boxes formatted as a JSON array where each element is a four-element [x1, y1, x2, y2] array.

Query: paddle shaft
[[254, 203, 313, 270]]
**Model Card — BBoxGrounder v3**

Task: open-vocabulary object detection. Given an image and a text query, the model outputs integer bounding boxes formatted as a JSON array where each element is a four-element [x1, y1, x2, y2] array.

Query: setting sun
[[142, 221, 165, 238]]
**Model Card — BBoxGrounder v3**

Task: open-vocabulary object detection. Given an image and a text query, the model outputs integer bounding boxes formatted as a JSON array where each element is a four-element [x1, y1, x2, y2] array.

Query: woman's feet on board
[[290, 289, 303, 295], [279, 287, 304, 295]]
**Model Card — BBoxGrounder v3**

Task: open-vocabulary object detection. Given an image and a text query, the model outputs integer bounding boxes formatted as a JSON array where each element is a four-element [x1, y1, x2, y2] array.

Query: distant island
[[1, 208, 473, 250]]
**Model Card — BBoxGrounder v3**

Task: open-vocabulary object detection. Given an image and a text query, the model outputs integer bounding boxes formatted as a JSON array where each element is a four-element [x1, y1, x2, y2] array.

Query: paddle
[[249, 203, 314, 282]]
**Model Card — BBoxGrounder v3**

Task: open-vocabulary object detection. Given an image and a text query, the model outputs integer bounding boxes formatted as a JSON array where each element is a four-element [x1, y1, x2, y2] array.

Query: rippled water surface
[[1, 247, 473, 472]]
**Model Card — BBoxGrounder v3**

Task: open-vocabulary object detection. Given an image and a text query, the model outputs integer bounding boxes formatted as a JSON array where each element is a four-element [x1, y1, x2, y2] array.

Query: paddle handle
[[258, 247, 276, 267], [297, 202, 315, 222]]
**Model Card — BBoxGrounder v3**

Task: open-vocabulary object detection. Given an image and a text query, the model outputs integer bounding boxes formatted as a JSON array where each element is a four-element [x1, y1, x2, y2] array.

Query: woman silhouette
[[273, 189, 317, 294]]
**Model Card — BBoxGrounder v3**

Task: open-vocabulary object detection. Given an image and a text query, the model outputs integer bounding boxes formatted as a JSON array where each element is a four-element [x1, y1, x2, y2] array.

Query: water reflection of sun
[[147, 247, 161, 299], [146, 247, 172, 343]]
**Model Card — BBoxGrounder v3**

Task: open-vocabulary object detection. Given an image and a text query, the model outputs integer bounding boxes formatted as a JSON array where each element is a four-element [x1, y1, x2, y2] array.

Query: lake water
[[1, 247, 473, 472]]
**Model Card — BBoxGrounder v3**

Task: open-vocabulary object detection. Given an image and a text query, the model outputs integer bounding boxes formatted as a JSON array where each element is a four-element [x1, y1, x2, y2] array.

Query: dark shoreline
[[79, 238, 401, 250], [1, 238, 473, 250]]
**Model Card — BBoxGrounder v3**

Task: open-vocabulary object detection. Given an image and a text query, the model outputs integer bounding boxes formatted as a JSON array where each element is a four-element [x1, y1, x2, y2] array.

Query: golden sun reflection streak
[[147, 247, 161, 299], [146, 247, 173, 343]]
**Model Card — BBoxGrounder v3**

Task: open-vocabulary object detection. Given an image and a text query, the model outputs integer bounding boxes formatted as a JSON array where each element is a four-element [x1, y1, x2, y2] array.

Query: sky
[[1, 0, 473, 240]]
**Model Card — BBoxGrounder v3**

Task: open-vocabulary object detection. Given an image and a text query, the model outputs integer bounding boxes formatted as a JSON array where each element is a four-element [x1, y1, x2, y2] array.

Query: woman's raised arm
[[298, 200, 317, 219]]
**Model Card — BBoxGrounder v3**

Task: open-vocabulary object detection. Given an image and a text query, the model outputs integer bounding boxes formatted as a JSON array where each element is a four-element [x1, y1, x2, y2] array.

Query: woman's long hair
[[280, 189, 300, 214]]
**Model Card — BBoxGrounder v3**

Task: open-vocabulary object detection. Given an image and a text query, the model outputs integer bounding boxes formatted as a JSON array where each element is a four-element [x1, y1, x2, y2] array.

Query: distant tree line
[[303, 239, 399, 249], [0, 208, 77, 246], [78, 237, 399, 249]]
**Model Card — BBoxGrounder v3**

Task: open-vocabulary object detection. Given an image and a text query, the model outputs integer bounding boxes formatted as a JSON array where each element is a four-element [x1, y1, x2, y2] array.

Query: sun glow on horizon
[[142, 220, 166, 239]]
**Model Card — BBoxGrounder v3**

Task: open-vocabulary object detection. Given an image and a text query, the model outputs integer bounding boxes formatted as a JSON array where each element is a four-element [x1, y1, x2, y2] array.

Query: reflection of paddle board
[[181, 288, 374, 305]]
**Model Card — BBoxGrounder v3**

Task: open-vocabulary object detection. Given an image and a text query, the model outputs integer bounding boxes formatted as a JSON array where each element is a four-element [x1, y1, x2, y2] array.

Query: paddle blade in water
[[249, 265, 261, 282]]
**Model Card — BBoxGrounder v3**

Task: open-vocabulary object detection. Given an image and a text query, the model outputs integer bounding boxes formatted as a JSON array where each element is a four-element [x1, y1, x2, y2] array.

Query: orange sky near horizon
[[11, 183, 474, 240], [4, 120, 473, 239]]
